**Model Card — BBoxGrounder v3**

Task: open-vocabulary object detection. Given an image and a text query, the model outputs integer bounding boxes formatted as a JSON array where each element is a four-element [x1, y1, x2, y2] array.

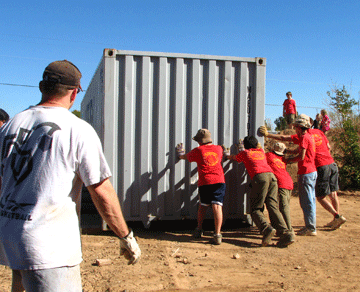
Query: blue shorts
[[198, 183, 226, 206]]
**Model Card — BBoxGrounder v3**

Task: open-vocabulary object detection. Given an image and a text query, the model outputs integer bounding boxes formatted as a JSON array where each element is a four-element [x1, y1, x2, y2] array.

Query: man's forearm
[[87, 178, 130, 238]]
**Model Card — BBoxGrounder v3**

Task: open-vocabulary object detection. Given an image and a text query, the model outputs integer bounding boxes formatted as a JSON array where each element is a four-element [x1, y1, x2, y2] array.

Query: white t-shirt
[[0, 106, 111, 270]]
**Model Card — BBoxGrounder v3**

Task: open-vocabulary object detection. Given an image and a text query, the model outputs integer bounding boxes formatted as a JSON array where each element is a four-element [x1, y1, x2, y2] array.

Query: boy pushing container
[[227, 136, 295, 247], [176, 129, 227, 245], [265, 142, 294, 233]]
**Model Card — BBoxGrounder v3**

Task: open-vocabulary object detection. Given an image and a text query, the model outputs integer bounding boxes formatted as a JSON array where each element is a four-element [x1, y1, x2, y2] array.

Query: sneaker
[[193, 227, 204, 238], [277, 232, 295, 248], [297, 227, 317, 236], [211, 233, 222, 245], [331, 215, 347, 230], [262, 226, 276, 247], [324, 219, 336, 228]]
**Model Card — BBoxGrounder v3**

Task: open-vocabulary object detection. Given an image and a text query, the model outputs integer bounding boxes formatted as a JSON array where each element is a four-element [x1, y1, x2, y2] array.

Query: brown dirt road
[[1, 191, 359, 292]]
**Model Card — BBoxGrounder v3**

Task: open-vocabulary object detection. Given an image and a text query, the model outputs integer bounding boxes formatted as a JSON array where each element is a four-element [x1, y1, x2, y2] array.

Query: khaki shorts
[[285, 114, 296, 125]]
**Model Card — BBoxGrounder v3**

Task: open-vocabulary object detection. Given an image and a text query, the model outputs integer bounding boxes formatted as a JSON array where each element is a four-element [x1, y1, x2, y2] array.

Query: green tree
[[72, 110, 81, 118], [327, 85, 359, 126], [274, 116, 287, 131], [329, 85, 360, 190], [332, 119, 360, 189]]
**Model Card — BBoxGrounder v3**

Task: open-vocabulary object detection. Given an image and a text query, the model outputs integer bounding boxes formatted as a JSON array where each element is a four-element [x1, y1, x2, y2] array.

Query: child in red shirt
[[260, 114, 346, 232], [176, 129, 226, 245], [283, 92, 297, 129], [266, 142, 294, 233], [228, 136, 294, 248], [320, 109, 331, 134], [260, 115, 317, 235]]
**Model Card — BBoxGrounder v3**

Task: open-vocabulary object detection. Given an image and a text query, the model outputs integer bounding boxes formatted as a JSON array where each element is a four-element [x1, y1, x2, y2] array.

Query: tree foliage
[[332, 119, 360, 189], [327, 85, 359, 126], [72, 110, 81, 118], [274, 116, 287, 131], [329, 85, 360, 190]]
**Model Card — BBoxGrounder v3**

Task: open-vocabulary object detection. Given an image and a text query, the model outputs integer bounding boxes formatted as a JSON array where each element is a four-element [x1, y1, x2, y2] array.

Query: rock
[[94, 259, 112, 266], [232, 253, 240, 259]]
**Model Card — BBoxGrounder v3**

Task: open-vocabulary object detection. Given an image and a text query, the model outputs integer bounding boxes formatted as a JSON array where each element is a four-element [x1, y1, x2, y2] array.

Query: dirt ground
[[0, 191, 359, 292]]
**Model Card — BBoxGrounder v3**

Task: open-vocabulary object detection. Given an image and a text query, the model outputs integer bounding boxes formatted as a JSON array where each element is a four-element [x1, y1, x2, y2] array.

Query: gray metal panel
[[81, 49, 266, 226]]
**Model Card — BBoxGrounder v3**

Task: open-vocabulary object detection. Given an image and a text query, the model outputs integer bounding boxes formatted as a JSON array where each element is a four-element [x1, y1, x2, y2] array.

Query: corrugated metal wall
[[81, 49, 266, 227]]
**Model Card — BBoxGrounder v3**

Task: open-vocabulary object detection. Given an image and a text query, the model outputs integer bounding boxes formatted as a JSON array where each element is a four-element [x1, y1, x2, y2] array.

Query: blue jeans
[[13, 265, 82, 292], [298, 171, 317, 231]]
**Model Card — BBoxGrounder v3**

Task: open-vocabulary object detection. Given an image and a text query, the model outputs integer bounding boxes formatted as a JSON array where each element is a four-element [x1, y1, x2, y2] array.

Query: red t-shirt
[[292, 129, 334, 168], [283, 99, 296, 115], [291, 133, 316, 175], [186, 144, 225, 186], [266, 152, 293, 190], [308, 129, 334, 168], [320, 115, 331, 132], [234, 148, 273, 179]]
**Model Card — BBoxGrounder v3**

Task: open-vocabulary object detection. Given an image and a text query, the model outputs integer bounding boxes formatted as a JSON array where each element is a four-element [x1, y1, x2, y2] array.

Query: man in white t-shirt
[[0, 60, 141, 291]]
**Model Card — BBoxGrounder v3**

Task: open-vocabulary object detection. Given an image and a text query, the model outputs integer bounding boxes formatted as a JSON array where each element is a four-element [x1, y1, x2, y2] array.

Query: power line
[[265, 104, 322, 110], [0, 83, 86, 92], [0, 83, 37, 88], [0, 83, 321, 110]]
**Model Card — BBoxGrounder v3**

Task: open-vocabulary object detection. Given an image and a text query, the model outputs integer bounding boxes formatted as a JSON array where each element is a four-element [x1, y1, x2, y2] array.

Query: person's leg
[[20, 265, 82, 292], [212, 204, 223, 235], [316, 163, 343, 227], [197, 204, 208, 229], [265, 174, 288, 234], [328, 163, 340, 214], [316, 164, 334, 215], [317, 195, 337, 216], [11, 270, 25, 292], [194, 185, 211, 237], [298, 172, 317, 232], [278, 188, 293, 232], [327, 164, 346, 229], [328, 191, 340, 214], [286, 115, 292, 129], [250, 173, 271, 234]]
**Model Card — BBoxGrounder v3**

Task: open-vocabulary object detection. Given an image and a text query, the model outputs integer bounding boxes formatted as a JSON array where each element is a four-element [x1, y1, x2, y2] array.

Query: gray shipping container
[[81, 49, 266, 228]]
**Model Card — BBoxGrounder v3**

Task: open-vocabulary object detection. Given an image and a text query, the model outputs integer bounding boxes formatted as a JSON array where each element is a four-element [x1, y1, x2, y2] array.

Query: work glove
[[258, 126, 269, 137], [237, 139, 245, 152], [221, 145, 230, 159], [120, 229, 141, 265], [176, 143, 185, 157]]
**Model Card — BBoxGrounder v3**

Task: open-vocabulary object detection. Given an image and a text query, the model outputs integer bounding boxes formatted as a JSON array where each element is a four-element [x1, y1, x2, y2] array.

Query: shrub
[[332, 118, 360, 190]]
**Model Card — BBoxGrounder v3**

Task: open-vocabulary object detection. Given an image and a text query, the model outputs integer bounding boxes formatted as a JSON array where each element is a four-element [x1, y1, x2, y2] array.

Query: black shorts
[[315, 163, 339, 198], [198, 183, 226, 206]]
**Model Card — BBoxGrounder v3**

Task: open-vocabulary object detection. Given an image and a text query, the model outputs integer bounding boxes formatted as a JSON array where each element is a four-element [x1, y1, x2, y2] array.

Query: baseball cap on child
[[193, 129, 212, 144], [273, 142, 286, 156], [42, 60, 82, 89]]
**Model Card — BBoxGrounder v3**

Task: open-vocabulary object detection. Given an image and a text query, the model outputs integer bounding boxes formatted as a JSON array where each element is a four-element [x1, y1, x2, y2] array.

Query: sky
[[1, 0, 359, 130]]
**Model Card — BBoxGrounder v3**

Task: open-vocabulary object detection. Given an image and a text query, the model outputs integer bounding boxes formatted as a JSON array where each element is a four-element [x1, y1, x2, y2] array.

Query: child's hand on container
[[176, 143, 185, 157]]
